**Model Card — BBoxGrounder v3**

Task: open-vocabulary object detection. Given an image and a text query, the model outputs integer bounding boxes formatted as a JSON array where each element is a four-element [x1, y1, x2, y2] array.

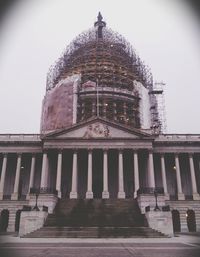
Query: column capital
[[133, 149, 138, 154], [87, 148, 93, 153], [188, 152, 194, 158], [57, 149, 63, 154], [174, 152, 181, 157], [16, 152, 22, 157], [2, 153, 8, 157], [72, 148, 78, 153], [160, 152, 166, 157], [118, 148, 124, 153], [148, 149, 153, 154], [103, 148, 109, 152]]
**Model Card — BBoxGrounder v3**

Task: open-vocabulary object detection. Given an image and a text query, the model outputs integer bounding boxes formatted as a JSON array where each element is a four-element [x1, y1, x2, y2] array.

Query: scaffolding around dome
[[46, 23, 153, 92], [43, 14, 166, 133]]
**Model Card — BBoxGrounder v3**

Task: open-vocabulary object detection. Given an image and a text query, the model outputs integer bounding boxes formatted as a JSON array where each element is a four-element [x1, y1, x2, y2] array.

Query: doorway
[[187, 209, 196, 232], [172, 210, 181, 232]]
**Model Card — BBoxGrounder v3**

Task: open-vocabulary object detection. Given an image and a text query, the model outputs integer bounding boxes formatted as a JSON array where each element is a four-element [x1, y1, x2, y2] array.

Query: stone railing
[[0, 134, 41, 142], [137, 187, 164, 195], [30, 187, 58, 195], [156, 134, 200, 142]]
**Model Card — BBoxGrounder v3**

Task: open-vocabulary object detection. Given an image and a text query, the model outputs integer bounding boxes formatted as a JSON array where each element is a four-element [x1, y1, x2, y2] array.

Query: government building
[[0, 13, 200, 237]]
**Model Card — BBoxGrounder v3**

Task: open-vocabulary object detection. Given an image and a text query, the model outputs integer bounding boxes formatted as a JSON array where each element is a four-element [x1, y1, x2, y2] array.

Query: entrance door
[[187, 210, 196, 232], [0, 210, 9, 232], [172, 210, 181, 232]]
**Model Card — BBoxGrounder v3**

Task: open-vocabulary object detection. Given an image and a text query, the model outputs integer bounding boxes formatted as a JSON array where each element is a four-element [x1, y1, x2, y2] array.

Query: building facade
[[0, 14, 200, 236]]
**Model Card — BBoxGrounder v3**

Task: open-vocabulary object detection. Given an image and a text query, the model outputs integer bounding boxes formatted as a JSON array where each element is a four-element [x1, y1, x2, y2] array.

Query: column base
[[134, 192, 138, 199], [117, 191, 125, 199], [164, 193, 170, 200], [57, 191, 62, 199], [11, 193, 18, 200], [178, 193, 185, 200], [70, 192, 78, 199], [0, 192, 4, 200], [102, 191, 109, 199], [86, 191, 93, 199], [193, 193, 200, 200], [26, 194, 30, 200]]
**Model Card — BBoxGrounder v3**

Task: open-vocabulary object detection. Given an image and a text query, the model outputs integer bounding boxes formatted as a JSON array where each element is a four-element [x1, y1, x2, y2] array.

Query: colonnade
[[0, 151, 200, 200]]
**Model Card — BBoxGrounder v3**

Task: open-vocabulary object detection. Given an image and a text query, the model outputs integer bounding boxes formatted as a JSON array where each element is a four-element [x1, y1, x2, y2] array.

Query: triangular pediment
[[44, 118, 151, 139]]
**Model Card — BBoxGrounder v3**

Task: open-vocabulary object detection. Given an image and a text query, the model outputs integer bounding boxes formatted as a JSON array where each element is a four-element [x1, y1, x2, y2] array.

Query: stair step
[[23, 199, 167, 238], [24, 226, 167, 238]]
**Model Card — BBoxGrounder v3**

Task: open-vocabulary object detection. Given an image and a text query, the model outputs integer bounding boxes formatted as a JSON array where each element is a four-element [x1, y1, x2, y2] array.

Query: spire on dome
[[94, 12, 106, 39], [97, 12, 103, 22]]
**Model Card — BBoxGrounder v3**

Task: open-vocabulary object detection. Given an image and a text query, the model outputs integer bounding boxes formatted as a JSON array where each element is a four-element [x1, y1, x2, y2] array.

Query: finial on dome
[[94, 12, 106, 39], [97, 12, 103, 22]]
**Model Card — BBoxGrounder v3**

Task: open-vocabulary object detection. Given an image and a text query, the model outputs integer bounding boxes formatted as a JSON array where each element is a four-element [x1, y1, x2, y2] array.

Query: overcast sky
[[0, 0, 200, 134]]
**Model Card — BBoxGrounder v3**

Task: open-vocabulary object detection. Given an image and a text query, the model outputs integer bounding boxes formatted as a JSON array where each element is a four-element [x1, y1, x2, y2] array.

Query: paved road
[[0, 242, 200, 257]]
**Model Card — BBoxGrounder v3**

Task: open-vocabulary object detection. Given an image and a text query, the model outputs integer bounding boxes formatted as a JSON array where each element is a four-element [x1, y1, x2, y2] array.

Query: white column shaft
[[161, 155, 168, 194], [0, 154, 8, 197], [103, 151, 108, 192], [86, 151, 93, 198], [189, 154, 197, 193], [134, 151, 139, 197], [102, 150, 109, 198], [29, 155, 36, 191], [148, 152, 155, 188], [175, 154, 183, 194], [70, 151, 78, 198], [13, 154, 22, 194], [40, 152, 48, 188], [56, 152, 62, 197], [118, 150, 125, 198]]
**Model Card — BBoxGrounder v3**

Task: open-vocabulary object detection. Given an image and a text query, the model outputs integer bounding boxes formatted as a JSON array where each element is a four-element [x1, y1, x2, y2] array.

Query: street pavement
[[0, 234, 200, 257]]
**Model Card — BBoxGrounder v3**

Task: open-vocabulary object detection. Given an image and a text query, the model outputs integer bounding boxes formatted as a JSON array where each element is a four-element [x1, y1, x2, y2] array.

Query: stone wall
[[19, 211, 48, 236]]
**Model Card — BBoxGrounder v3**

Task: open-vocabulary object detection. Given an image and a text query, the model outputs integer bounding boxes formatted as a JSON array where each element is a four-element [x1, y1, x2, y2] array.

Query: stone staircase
[[24, 199, 167, 238]]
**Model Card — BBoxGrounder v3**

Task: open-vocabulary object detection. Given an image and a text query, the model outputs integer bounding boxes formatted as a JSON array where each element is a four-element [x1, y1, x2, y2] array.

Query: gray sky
[[0, 0, 200, 134]]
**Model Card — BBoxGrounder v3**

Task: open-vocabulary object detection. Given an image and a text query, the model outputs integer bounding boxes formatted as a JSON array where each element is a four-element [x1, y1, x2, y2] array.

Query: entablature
[[43, 138, 153, 150]]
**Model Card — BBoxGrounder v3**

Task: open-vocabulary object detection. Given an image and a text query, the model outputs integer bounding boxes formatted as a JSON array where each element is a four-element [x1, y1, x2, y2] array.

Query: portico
[[0, 118, 199, 203]]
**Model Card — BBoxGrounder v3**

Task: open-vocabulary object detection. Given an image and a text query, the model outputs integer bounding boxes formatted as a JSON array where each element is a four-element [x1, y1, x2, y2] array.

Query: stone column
[[117, 149, 125, 199], [148, 151, 155, 188], [113, 102, 117, 121], [102, 149, 109, 199], [189, 153, 200, 200], [92, 101, 96, 116], [56, 151, 62, 198], [40, 152, 48, 189], [103, 100, 106, 118], [175, 154, 185, 200], [11, 153, 22, 200], [26, 154, 36, 199], [0, 153, 8, 200], [86, 149, 93, 199], [70, 150, 78, 199], [123, 102, 127, 123], [160, 154, 169, 199], [133, 151, 139, 198]]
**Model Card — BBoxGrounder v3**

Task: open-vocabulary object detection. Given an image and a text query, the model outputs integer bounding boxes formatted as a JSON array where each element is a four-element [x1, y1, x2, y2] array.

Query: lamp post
[[32, 188, 40, 211], [154, 188, 160, 211]]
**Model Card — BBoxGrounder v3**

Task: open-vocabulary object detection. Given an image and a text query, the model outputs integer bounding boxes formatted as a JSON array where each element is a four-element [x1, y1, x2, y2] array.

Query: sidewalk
[[0, 233, 200, 245]]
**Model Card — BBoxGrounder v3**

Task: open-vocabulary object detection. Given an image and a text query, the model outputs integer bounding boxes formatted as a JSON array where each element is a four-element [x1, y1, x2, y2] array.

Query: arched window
[[172, 210, 181, 233], [0, 209, 9, 232], [186, 209, 196, 232]]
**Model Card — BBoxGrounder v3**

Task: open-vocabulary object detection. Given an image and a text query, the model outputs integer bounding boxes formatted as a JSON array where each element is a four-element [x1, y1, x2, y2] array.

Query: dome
[[41, 13, 154, 134], [46, 13, 152, 91]]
